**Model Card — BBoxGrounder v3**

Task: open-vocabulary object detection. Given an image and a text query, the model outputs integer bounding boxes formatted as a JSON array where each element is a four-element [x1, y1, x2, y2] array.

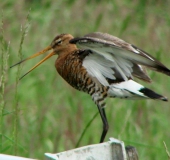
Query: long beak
[[10, 46, 55, 80]]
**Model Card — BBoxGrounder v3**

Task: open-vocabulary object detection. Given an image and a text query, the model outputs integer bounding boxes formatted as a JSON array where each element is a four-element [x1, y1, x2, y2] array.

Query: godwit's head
[[10, 33, 77, 79]]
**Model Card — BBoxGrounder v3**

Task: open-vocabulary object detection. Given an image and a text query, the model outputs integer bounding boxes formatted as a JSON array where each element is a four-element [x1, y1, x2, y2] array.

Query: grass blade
[[75, 111, 98, 148], [12, 9, 31, 155], [163, 141, 170, 160], [0, 10, 10, 152]]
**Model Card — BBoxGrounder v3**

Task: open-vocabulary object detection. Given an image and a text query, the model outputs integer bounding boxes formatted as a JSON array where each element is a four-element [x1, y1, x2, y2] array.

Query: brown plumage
[[11, 32, 170, 143]]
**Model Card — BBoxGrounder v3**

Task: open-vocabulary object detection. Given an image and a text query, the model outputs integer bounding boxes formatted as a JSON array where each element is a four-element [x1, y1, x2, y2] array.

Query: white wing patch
[[83, 54, 115, 86], [113, 56, 133, 78], [82, 50, 134, 86]]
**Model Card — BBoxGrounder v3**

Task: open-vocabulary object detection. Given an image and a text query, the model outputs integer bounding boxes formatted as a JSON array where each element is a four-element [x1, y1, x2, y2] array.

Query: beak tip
[[10, 45, 53, 79]]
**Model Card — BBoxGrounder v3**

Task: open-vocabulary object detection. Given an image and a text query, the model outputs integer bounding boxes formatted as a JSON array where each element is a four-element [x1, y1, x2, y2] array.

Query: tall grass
[[0, 10, 10, 152], [12, 9, 31, 154], [1, 0, 170, 159]]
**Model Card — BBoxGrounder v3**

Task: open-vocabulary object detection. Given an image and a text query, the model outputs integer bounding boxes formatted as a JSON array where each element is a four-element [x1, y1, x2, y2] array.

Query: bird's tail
[[108, 80, 168, 101], [139, 87, 167, 101]]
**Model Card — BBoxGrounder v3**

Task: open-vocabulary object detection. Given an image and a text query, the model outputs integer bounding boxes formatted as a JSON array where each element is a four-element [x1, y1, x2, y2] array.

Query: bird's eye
[[56, 39, 62, 45]]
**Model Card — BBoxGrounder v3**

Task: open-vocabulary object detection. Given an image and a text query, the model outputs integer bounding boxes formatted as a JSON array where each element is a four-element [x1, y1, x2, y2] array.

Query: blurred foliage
[[0, 0, 170, 159]]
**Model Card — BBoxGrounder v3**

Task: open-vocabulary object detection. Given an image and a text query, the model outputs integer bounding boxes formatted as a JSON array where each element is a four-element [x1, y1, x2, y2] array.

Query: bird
[[11, 32, 170, 143]]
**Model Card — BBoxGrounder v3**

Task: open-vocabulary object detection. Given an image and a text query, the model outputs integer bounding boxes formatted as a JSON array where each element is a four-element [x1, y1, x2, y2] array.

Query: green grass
[[1, 0, 170, 159]]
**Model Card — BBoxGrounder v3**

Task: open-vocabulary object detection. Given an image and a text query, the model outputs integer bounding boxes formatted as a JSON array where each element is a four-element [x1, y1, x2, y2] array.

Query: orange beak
[[10, 46, 55, 80]]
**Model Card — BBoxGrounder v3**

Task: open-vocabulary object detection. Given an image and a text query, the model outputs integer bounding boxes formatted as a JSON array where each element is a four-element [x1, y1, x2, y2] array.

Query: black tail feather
[[139, 88, 168, 101]]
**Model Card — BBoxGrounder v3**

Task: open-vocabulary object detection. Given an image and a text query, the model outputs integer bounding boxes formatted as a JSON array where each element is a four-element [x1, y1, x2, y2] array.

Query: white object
[[45, 137, 127, 160], [0, 154, 36, 160]]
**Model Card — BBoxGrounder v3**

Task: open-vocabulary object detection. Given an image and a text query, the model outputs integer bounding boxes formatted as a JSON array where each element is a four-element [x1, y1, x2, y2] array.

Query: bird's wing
[[70, 32, 170, 86]]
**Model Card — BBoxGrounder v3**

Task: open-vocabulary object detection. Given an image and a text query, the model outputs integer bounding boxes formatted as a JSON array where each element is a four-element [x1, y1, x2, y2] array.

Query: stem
[[75, 111, 98, 148], [0, 10, 5, 152], [12, 9, 31, 155], [0, 10, 10, 152]]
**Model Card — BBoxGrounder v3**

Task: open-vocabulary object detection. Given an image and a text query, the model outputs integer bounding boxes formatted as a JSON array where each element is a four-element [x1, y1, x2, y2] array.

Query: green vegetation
[[1, 0, 170, 159]]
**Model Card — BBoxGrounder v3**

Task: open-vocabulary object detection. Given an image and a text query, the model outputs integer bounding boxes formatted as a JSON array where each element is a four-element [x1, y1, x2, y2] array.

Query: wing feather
[[83, 54, 115, 86], [70, 32, 170, 86]]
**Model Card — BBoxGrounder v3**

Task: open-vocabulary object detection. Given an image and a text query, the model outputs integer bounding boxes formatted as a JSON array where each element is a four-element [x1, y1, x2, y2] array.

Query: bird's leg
[[91, 91, 109, 143], [97, 104, 109, 143]]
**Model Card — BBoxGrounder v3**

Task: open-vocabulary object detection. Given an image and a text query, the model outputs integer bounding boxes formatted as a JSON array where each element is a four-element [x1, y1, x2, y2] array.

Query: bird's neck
[[57, 44, 78, 57]]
